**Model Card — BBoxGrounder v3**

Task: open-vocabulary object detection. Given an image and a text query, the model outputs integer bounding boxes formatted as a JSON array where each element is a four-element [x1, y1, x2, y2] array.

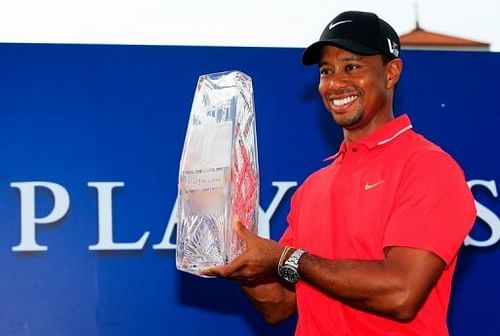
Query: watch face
[[281, 265, 299, 283]]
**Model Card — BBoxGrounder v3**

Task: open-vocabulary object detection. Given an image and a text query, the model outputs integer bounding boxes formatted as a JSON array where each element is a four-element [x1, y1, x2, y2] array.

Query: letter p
[[11, 182, 70, 252]]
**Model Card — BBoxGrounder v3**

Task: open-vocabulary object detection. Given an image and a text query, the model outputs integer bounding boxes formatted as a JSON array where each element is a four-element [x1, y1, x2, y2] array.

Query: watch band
[[277, 246, 292, 276], [284, 248, 307, 269], [278, 248, 307, 284]]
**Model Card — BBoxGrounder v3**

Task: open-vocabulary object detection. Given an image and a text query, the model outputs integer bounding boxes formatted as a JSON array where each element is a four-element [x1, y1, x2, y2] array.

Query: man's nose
[[328, 72, 349, 90]]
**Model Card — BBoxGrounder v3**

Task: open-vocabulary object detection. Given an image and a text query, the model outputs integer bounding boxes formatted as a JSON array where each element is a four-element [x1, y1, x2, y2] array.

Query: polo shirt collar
[[325, 114, 413, 161], [357, 114, 413, 149]]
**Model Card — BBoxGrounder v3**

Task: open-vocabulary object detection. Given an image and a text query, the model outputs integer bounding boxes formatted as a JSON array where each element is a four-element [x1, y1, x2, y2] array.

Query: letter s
[[465, 179, 500, 247]]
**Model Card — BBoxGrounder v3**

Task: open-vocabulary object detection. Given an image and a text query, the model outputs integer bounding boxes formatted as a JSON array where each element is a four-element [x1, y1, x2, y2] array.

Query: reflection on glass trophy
[[176, 70, 259, 276]]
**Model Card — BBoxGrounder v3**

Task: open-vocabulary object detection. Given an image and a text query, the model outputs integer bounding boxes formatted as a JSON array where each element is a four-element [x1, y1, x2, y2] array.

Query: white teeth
[[332, 95, 357, 107]]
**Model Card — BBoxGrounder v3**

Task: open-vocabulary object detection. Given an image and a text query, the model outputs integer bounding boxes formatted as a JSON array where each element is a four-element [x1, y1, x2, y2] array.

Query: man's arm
[[298, 246, 445, 321], [203, 221, 445, 323]]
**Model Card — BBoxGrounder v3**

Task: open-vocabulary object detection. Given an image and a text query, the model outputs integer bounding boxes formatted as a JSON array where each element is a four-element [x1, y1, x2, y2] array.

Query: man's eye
[[346, 64, 359, 72], [320, 68, 332, 76]]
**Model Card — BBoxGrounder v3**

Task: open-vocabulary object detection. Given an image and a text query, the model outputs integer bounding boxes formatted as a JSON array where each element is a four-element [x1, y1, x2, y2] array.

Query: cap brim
[[301, 39, 380, 65]]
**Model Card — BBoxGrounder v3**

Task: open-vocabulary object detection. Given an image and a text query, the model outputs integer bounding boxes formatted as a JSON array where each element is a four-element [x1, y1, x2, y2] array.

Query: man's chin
[[332, 112, 363, 129]]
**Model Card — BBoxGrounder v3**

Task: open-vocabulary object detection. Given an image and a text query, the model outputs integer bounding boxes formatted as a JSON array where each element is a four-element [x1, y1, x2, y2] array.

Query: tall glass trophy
[[176, 70, 259, 277]]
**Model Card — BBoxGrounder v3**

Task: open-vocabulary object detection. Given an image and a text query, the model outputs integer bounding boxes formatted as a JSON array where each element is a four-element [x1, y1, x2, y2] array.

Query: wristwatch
[[279, 248, 307, 284]]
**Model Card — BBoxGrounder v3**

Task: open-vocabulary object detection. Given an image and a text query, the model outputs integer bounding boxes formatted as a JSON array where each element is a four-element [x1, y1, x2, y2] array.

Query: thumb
[[233, 215, 251, 240]]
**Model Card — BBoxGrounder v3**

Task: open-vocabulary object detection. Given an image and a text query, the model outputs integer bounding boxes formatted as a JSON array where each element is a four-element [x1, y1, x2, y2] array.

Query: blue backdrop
[[0, 43, 498, 335]]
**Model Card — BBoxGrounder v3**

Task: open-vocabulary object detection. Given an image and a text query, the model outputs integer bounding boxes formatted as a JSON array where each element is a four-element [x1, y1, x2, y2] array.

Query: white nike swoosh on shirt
[[364, 181, 385, 191], [329, 20, 353, 30]]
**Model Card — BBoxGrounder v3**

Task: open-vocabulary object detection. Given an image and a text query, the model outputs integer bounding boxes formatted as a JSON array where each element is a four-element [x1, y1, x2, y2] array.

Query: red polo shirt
[[281, 114, 476, 336]]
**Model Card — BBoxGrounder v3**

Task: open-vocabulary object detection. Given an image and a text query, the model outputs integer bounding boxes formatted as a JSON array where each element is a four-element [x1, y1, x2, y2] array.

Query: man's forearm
[[297, 247, 445, 321]]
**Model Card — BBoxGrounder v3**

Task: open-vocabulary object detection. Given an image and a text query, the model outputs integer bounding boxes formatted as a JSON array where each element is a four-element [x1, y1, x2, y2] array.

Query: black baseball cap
[[302, 11, 401, 65]]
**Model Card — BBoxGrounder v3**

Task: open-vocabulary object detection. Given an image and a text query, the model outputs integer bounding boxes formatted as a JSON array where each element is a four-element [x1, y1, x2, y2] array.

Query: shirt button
[[352, 148, 358, 153]]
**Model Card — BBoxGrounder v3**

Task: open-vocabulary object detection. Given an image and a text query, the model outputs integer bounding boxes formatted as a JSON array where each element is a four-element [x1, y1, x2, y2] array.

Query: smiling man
[[203, 11, 476, 335]]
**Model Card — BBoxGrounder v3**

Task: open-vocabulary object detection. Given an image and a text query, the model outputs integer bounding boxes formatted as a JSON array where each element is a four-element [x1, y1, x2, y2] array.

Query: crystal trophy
[[176, 70, 259, 276]]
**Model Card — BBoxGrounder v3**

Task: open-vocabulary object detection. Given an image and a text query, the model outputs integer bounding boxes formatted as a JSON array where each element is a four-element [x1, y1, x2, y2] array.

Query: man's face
[[318, 45, 397, 132]]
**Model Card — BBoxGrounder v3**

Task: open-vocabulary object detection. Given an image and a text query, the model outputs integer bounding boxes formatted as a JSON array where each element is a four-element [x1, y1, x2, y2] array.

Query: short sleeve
[[383, 150, 476, 265], [279, 186, 304, 247]]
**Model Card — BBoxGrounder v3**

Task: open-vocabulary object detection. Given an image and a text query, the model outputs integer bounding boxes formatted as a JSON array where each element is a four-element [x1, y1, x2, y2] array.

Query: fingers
[[201, 264, 232, 278], [200, 255, 246, 278], [199, 217, 274, 281], [201, 267, 245, 280], [199, 219, 255, 279], [200, 265, 223, 277]]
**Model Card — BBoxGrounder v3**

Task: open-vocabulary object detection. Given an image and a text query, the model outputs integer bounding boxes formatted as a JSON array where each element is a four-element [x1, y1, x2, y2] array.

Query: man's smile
[[331, 95, 358, 107]]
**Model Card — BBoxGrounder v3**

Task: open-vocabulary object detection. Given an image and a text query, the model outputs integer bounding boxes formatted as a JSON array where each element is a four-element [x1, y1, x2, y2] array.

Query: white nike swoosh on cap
[[329, 19, 353, 30]]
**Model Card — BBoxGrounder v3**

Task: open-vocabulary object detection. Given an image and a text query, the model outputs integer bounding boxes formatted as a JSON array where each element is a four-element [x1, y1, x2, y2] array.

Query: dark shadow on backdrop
[[177, 271, 297, 335]]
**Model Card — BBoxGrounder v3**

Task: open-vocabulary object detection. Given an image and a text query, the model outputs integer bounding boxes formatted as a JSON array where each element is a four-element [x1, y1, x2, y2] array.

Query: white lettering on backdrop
[[8, 179, 495, 251], [9, 181, 297, 252], [465, 179, 499, 247]]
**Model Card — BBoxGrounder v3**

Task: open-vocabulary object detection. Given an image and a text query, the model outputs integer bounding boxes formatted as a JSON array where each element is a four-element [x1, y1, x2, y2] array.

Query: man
[[203, 11, 476, 335]]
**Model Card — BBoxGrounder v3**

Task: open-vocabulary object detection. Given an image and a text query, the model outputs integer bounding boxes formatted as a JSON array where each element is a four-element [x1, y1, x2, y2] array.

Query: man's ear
[[386, 58, 403, 89]]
